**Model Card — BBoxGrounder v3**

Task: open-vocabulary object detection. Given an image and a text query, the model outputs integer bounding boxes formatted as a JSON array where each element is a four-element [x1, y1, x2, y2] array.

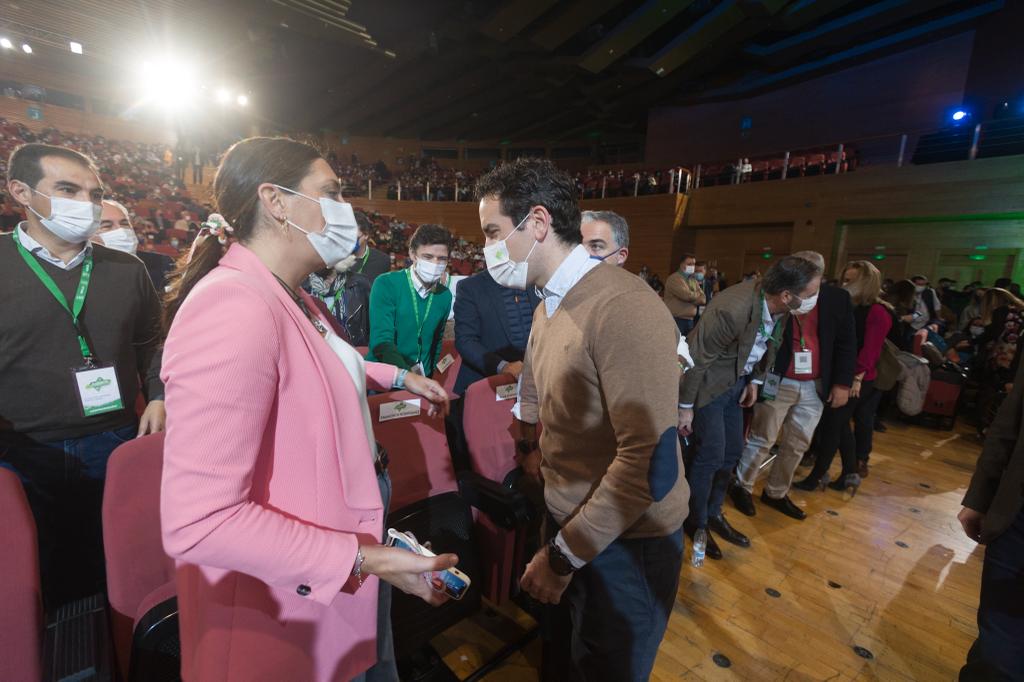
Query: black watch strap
[[547, 538, 576, 576], [516, 439, 538, 455]]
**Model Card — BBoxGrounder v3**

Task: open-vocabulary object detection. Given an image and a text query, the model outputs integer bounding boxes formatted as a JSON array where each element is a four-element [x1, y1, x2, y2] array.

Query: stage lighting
[[952, 110, 968, 122], [216, 88, 231, 103], [69, 41, 83, 54], [21, 43, 32, 54], [138, 57, 197, 109], [0, 38, 12, 49], [237, 94, 249, 107]]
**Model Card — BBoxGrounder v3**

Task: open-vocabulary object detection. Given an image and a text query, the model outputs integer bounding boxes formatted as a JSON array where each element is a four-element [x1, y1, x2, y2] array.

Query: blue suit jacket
[[453, 269, 540, 396]]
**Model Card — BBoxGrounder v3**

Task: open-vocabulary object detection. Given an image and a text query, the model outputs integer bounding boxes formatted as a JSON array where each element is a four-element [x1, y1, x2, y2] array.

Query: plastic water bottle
[[691, 528, 707, 568]]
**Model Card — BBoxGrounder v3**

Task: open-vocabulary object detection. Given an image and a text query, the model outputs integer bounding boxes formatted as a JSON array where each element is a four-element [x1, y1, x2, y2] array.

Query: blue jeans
[[687, 377, 747, 528], [960, 507, 1024, 681], [561, 528, 684, 681], [675, 317, 694, 336], [0, 424, 137, 608]]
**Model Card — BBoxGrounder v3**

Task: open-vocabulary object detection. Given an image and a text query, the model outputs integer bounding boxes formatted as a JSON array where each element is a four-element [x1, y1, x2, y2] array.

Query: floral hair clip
[[201, 213, 234, 245]]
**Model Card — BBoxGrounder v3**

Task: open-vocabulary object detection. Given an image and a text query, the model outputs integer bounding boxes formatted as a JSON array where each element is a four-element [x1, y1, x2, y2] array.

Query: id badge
[[73, 364, 124, 417], [793, 351, 813, 375], [761, 373, 782, 401], [410, 362, 425, 376]]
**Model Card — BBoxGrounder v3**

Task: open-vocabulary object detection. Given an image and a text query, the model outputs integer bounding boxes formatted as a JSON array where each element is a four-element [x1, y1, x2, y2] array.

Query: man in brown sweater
[[664, 253, 706, 335], [476, 158, 688, 681], [1, 143, 165, 608]]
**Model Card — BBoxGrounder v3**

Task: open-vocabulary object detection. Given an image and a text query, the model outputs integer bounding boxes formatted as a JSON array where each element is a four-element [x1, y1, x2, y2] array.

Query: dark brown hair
[[7, 143, 100, 189], [409, 223, 452, 253], [163, 137, 322, 331]]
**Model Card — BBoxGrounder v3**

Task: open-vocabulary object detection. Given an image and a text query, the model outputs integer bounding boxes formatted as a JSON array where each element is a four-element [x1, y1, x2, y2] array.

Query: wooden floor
[[433, 418, 985, 681]]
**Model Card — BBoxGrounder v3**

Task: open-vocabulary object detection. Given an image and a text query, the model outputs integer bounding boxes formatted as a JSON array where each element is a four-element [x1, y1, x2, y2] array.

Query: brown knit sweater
[[521, 263, 689, 563], [0, 232, 164, 441]]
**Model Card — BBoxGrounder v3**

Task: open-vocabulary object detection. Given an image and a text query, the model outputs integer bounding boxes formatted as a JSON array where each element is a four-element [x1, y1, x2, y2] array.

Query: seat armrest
[[457, 470, 534, 530]]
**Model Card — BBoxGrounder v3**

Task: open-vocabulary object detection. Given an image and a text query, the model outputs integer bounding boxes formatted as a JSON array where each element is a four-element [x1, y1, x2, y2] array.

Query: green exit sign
[[872, 254, 886, 261], [968, 254, 987, 261]]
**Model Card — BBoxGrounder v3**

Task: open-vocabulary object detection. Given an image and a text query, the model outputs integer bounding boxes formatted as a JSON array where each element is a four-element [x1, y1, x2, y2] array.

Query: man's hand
[[516, 447, 542, 483], [739, 383, 758, 408], [678, 407, 694, 436], [502, 361, 524, 379], [520, 546, 572, 605], [138, 400, 166, 436], [958, 507, 984, 543], [828, 385, 850, 409]]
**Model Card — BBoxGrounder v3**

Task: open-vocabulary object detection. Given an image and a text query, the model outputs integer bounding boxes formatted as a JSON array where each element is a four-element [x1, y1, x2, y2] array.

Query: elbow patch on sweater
[[649, 427, 680, 502]]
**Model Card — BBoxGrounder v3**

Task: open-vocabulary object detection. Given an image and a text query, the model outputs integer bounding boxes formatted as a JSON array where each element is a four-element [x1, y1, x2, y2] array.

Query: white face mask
[[914, 284, 926, 293], [684, 265, 695, 275], [28, 189, 101, 243], [970, 325, 985, 337], [484, 213, 538, 290], [789, 291, 819, 315], [99, 227, 139, 255], [275, 184, 359, 268], [415, 257, 446, 284]]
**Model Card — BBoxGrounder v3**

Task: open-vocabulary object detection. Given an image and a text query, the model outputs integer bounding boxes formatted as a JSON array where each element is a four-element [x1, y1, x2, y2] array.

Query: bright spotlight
[[236, 94, 249, 107], [21, 43, 32, 54], [0, 38, 12, 49], [69, 41, 83, 54], [952, 110, 968, 122], [216, 88, 231, 103], [137, 57, 197, 109]]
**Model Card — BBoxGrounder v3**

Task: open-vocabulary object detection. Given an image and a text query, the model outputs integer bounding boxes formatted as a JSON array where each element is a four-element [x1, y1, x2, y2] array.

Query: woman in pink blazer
[[160, 137, 455, 682]]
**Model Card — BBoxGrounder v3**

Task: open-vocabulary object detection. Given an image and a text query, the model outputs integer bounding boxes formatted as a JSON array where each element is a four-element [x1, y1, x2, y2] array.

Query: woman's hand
[[360, 544, 458, 605], [403, 372, 450, 417]]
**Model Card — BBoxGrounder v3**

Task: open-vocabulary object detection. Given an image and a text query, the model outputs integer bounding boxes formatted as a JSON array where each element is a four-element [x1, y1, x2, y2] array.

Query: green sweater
[[367, 269, 452, 371]]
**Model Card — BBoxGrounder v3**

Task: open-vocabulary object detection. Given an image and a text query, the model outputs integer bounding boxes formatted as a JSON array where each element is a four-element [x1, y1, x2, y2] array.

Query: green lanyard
[[13, 230, 95, 363], [355, 248, 371, 273], [759, 292, 785, 348], [405, 269, 435, 367], [792, 315, 807, 350]]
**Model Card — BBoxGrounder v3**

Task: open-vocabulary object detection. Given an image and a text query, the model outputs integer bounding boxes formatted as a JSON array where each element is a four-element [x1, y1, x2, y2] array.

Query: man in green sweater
[[476, 158, 688, 681], [367, 223, 453, 373]]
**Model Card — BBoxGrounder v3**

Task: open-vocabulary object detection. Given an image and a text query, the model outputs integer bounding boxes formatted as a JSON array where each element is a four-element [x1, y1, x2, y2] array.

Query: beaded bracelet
[[352, 548, 366, 587]]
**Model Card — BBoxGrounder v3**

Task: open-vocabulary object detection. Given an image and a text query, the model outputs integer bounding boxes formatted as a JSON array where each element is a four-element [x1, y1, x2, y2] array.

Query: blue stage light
[[952, 110, 967, 122]]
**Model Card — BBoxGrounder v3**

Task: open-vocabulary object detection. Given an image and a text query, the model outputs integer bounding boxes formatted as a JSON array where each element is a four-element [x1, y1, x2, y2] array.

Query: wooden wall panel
[[0, 97, 174, 144]]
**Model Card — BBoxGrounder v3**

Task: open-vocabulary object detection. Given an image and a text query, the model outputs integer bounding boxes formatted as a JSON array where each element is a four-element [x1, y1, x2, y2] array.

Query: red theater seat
[[432, 339, 462, 398], [0, 467, 43, 682], [102, 433, 177, 681]]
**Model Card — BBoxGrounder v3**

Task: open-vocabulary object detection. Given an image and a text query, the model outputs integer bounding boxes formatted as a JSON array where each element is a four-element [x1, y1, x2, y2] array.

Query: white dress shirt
[[539, 244, 601, 317], [743, 295, 782, 378], [17, 223, 91, 270]]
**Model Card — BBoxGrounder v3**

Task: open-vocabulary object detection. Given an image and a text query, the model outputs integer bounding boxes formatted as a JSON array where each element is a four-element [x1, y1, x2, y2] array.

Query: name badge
[[761, 373, 782, 401], [436, 354, 455, 374], [74, 365, 124, 417], [379, 398, 421, 422], [495, 384, 517, 401], [793, 351, 813, 375]]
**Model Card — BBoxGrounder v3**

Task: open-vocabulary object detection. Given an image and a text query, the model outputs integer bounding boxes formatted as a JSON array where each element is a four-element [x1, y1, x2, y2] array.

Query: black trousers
[[808, 380, 880, 481]]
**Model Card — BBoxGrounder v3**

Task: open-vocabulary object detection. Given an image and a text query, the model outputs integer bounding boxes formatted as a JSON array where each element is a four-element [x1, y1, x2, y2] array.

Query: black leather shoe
[[708, 514, 750, 548], [760, 492, 807, 520], [685, 523, 723, 560], [729, 485, 756, 517]]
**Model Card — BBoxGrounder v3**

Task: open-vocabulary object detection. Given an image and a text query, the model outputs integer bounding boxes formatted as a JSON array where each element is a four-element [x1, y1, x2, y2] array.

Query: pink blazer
[[161, 244, 398, 682]]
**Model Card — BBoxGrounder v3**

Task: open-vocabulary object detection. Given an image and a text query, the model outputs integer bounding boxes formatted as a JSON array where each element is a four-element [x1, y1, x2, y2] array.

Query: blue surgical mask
[[590, 250, 618, 263], [695, 272, 705, 282]]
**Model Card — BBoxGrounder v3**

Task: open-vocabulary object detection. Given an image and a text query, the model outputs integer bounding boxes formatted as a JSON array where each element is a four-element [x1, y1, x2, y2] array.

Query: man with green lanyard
[[1, 143, 165, 608], [367, 223, 453, 373], [353, 209, 392, 286], [678, 256, 821, 563]]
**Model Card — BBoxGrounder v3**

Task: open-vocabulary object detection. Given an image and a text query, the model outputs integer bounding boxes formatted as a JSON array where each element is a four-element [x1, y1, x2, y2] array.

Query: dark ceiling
[[1, 0, 1007, 141]]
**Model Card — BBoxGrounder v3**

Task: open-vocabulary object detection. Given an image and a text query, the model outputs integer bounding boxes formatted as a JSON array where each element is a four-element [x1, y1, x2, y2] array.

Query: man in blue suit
[[453, 269, 540, 396]]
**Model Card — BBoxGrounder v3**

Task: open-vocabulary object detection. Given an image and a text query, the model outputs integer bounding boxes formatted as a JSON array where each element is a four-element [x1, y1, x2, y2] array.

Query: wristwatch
[[547, 538, 576, 576], [516, 439, 538, 455]]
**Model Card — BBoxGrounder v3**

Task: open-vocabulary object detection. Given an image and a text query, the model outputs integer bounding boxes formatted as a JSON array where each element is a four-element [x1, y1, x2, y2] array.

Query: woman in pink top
[[798, 261, 893, 495], [160, 137, 456, 682]]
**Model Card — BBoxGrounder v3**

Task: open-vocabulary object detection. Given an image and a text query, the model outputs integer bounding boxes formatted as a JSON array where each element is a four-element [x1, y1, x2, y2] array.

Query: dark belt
[[375, 450, 389, 476]]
